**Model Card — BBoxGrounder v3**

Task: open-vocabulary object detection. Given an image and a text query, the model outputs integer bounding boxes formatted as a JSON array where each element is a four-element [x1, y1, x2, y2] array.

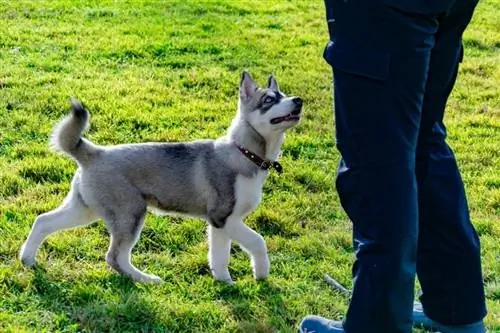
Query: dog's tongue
[[271, 114, 299, 124], [271, 116, 285, 124], [271, 115, 291, 124]]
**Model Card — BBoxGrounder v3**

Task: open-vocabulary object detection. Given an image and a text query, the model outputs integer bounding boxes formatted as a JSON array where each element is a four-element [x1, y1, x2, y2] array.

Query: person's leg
[[415, 0, 487, 328], [300, 1, 443, 332]]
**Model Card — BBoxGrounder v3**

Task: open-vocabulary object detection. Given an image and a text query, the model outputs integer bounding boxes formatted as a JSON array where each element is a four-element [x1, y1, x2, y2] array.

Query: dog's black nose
[[292, 97, 303, 107]]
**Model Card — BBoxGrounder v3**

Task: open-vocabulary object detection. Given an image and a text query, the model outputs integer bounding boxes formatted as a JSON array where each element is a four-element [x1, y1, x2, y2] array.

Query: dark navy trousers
[[323, 0, 487, 332]]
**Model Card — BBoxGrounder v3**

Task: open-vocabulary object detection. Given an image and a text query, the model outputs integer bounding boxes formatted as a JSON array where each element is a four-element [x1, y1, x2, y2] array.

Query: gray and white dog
[[19, 72, 302, 284]]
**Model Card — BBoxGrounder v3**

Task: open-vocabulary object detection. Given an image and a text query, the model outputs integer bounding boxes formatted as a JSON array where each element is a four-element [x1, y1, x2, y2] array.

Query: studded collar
[[236, 144, 283, 174]]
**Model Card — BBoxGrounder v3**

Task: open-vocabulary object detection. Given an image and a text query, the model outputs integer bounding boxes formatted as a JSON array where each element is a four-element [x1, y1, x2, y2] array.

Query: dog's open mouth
[[270, 110, 301, 125]]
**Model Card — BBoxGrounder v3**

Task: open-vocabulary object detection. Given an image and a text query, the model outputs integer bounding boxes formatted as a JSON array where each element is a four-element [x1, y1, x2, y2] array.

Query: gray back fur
[[83, 138, 258, 228]]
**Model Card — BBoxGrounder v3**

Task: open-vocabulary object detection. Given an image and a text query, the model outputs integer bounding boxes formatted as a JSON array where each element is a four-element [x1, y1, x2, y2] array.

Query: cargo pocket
[[382, 0, 456, 15], [323, 41, 394, 167], [323, 41, 390, 82]]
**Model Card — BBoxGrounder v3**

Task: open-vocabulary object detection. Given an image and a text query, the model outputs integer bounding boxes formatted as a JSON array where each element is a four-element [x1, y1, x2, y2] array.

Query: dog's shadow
[[30, 266, 161, 331], [214, 280, 293, 333], [29, 265, 294, 332]]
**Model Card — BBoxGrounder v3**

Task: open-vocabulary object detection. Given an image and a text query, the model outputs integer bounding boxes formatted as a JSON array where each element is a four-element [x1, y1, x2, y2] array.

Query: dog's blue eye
[[264, 96, 275, 103]]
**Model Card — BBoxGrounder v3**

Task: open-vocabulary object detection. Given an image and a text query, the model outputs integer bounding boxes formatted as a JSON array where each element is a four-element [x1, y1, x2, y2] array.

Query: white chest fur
[[233, 173, 266, 218]]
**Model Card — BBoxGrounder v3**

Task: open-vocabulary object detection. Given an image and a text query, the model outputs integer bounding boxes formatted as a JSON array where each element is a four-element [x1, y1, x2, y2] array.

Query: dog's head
[[238, 72, 302, 138]]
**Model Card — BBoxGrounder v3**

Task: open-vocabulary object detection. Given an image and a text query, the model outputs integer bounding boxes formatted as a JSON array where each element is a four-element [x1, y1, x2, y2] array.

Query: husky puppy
[[19, 72, 303, 284]]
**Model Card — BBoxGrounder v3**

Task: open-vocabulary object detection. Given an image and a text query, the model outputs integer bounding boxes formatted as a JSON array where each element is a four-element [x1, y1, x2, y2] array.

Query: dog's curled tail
[[50, 98, 97, 165]]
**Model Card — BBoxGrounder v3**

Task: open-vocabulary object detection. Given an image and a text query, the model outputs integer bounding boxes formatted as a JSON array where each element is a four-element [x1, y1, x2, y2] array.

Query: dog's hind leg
[[20, 188, 98, 267], [222, 216, 270, 280], [208, 225, 233, 284], [104, 211, 162, 284]]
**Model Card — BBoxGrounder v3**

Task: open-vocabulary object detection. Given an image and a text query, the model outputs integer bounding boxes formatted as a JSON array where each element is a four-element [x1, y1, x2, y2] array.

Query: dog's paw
[[252, 255, 270, 280], [254, 273, 269, 281], [211, 268, 234, 285], [215, 276, 235, 285], [20, 256, 37, 268], [19, 244, 36, 267], [216, 278, 235, 285], [137, 274, 163, 284]]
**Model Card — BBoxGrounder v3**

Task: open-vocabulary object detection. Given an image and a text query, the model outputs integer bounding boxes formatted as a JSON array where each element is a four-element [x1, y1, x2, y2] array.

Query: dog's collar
[[236, 145, 283, 174]]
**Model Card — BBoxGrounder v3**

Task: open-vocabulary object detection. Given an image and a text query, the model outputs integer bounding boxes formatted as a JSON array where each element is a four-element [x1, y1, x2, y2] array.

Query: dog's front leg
[[208, 225, 234, 284], [223, 217, 270, 280]]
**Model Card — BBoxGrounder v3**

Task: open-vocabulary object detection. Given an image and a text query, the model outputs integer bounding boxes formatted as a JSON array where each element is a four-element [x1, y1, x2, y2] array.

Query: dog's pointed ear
[[267, 75, 279, 91], [240, 71, 257, 102]]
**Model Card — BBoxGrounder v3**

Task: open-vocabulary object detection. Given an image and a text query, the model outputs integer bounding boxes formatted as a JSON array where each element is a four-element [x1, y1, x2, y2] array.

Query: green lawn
[[0, 1, 498, 332]]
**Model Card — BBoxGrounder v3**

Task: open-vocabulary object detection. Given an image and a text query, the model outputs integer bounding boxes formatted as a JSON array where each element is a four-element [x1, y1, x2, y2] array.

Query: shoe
[[413, 302, 485, 333], [299, 315, 345, 332]]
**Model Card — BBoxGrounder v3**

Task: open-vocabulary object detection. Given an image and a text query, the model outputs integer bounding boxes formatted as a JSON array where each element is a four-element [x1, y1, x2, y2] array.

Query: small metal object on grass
[[324, 274, 351, 298]]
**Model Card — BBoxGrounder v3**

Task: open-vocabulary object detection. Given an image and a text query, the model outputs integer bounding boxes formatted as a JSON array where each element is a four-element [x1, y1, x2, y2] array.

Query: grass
[[0, 0, 498, 332]]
